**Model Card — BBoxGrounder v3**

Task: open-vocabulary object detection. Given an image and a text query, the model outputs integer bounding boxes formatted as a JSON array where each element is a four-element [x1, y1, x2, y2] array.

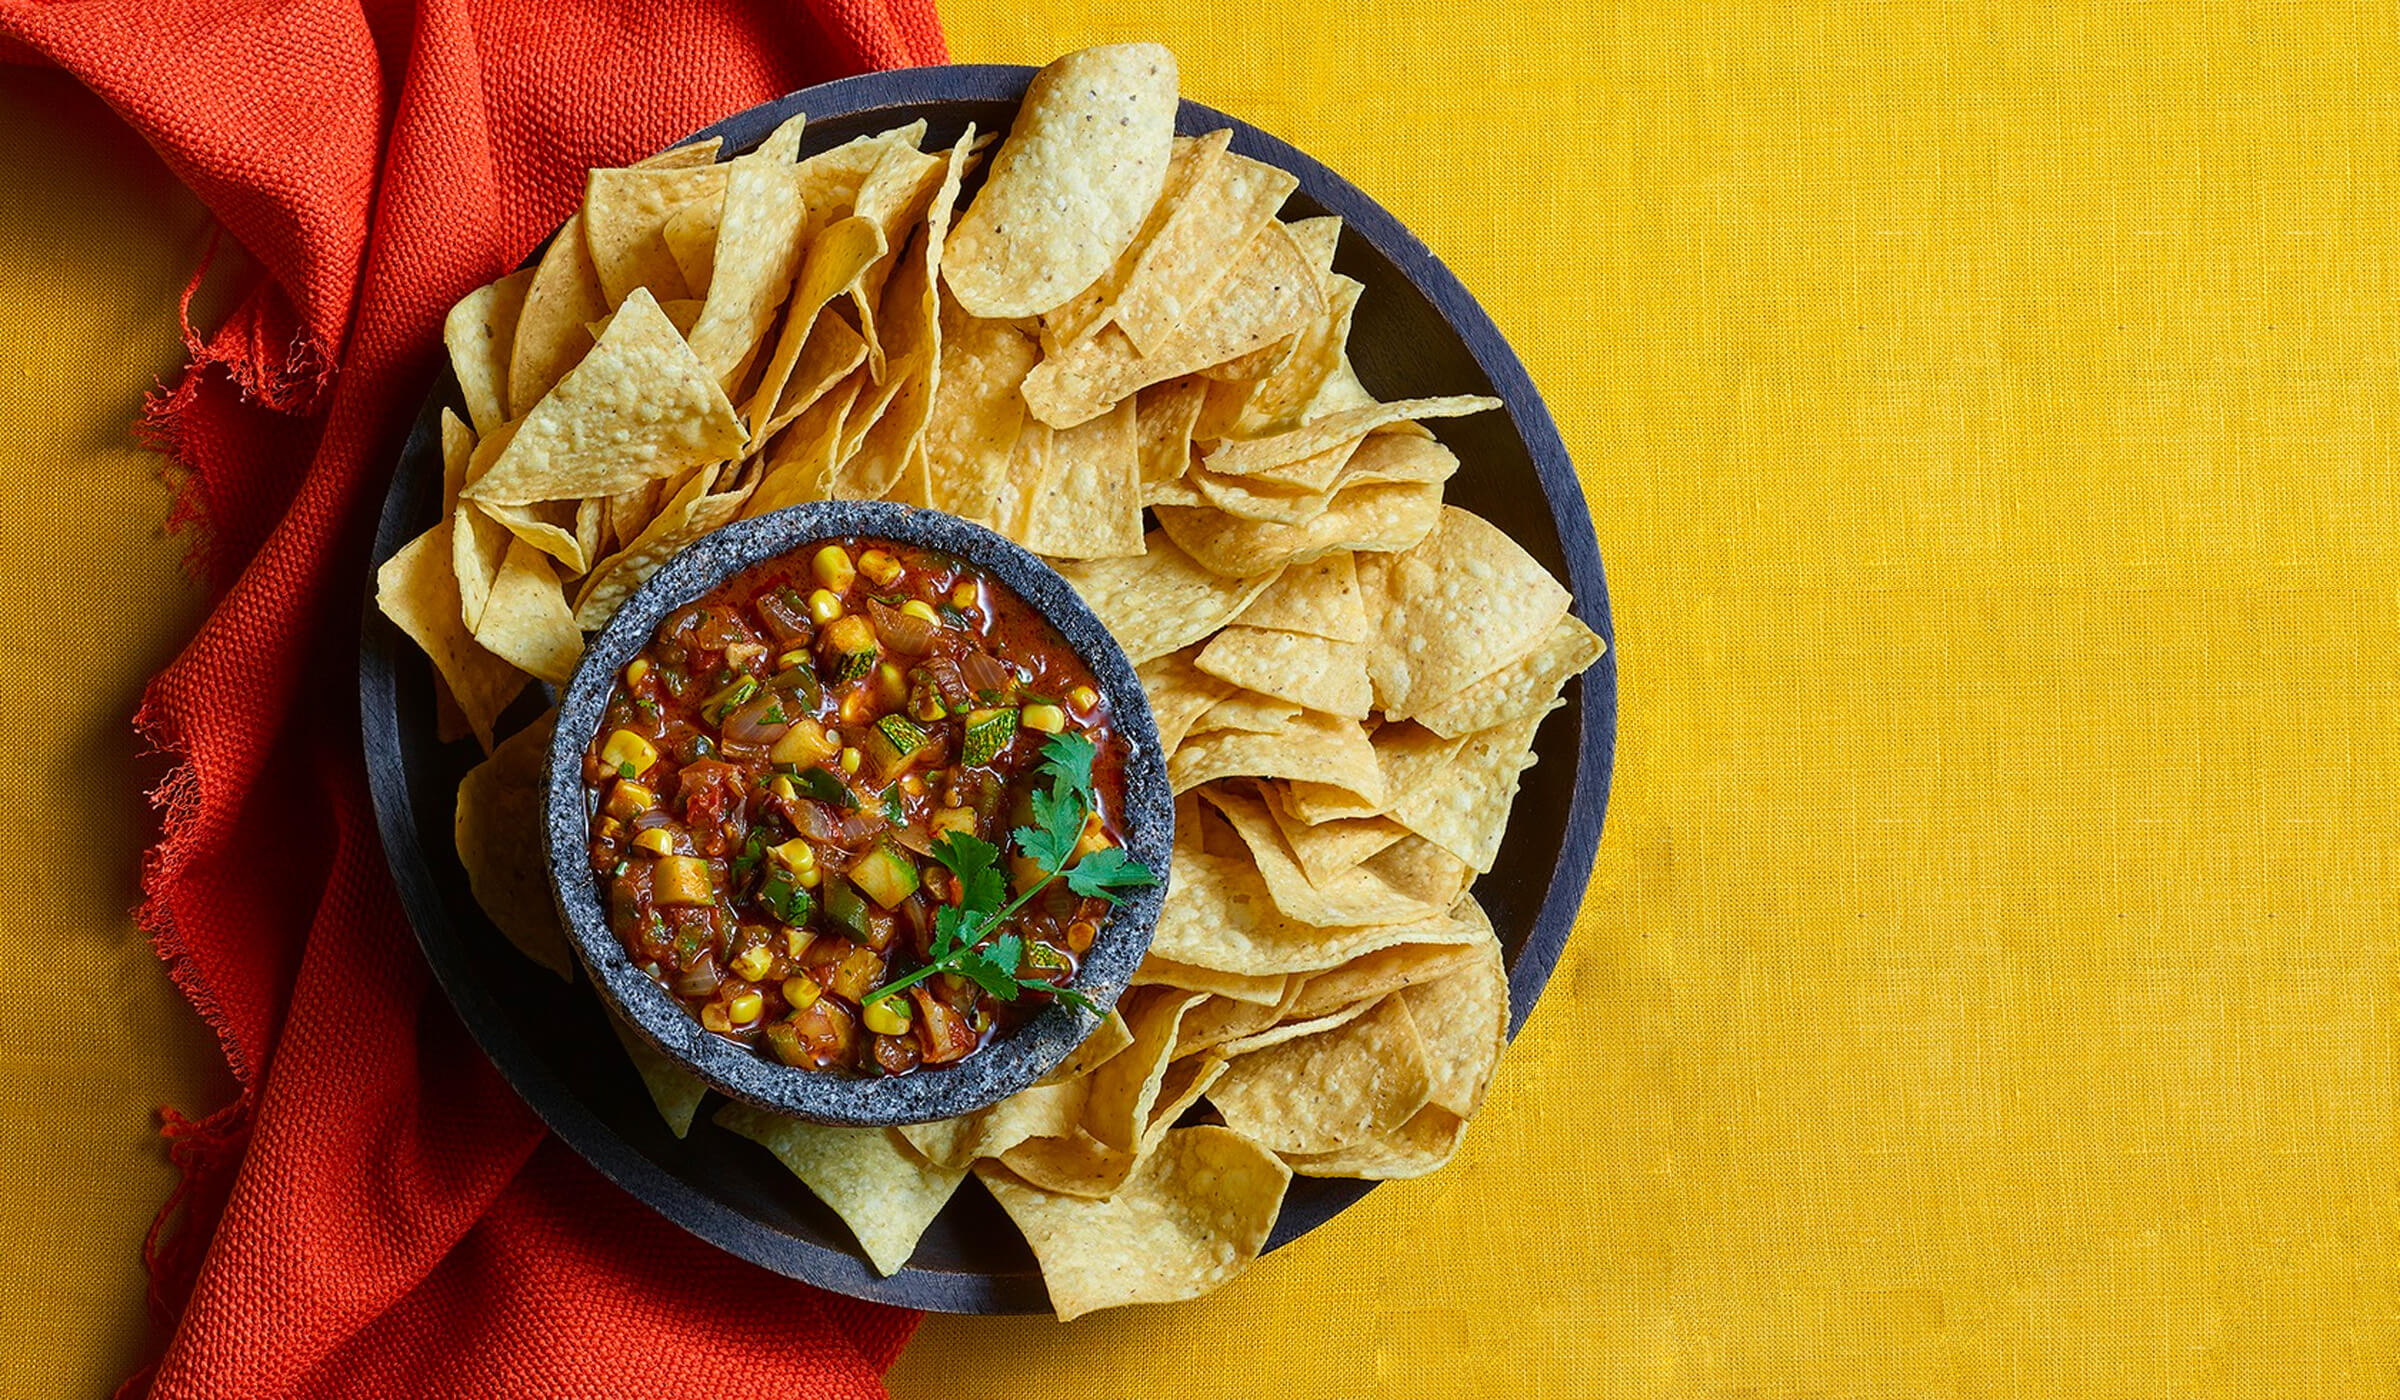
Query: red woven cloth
[[0, 3, 946, 1394]]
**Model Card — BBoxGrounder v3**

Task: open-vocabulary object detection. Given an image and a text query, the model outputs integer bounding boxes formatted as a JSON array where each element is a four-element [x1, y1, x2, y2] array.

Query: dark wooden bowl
[[361, 63, 1617, 1315]]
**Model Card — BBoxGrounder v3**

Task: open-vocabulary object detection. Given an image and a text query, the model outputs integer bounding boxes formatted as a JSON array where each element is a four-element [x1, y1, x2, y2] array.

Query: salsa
[[582, 536, 1137, 1076]]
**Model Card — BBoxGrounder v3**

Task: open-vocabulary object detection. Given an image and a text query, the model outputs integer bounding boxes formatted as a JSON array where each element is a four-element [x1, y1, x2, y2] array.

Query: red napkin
[[0, 2, 945, 1394]]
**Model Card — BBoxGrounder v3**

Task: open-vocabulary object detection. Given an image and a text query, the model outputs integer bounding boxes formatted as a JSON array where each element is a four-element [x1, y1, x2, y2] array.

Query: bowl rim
[[544, 499, 1174, 1126], [360, 61, 1616, 1313]]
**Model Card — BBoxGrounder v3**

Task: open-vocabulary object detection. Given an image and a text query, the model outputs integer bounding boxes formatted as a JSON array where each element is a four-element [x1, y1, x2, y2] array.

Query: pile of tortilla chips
[[379, 42, 1602, 1321]]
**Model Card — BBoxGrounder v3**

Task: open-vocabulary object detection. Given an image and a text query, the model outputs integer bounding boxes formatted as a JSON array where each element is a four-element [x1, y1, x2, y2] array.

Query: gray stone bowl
[[542, 499, 1173, 1127]]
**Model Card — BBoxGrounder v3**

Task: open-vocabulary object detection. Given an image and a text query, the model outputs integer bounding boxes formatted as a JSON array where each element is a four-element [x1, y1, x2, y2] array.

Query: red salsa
[[582, 536, 1134, 1076]]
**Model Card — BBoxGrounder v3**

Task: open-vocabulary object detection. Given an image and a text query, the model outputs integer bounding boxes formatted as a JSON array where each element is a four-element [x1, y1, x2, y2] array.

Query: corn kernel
[[783, 976, 821, 1009], [600, 729, 658, 774], [1023, 703, 1067, 733], [776, 648, 808, 672], [604, 780, 655, 821], [700, 1003, 732, 1034], [770, 774, 797, 802], [769, 839, 819, 875], [625, 658, 651, 686], [732, 946, 775, 982], [632, 827, 677, 856], [873, 661, 908, 710], [838, 688, 872, 725], [812, 545, 856, 592], [901, 775, 924, 796], [1068, 685, 1098, 712], [862, 996, 912, 1035], [727, 989, 765, 1024], [900, 599, 941, 625], [784, 928, 815, 960], [839, 746, 862, 774], [595, 815, 623, 841], [808, 588, 843, 624], [858, 548, 903, 587], [950, 581, 978, 610]]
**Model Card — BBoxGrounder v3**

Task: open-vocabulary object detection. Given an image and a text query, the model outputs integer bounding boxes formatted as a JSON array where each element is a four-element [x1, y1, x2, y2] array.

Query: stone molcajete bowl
[[541, 499, 1174, 1128]]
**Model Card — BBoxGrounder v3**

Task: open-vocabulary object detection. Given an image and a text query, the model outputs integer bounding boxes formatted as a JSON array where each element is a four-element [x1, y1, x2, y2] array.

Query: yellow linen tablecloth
[[9, 3, 2398, 1394]]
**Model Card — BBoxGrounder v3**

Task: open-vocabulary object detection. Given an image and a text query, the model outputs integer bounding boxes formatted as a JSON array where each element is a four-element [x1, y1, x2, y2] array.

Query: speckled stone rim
[[543, 500, 1173, 1127]]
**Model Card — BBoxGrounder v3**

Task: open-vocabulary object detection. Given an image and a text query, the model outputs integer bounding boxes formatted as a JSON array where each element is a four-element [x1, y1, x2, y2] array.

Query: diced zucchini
[[848, 838, 922, 910], [821, 614, 878, 682], [863, 714, 930, 782], [653, 855, 715, 907], [929, 805, 978, 841], [821, 873, 872, 938], [962, 707, 1018, 766]]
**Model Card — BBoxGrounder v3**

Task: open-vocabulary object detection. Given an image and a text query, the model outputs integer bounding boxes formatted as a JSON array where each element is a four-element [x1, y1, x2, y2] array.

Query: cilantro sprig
[[861, 731, 1154, 1015]]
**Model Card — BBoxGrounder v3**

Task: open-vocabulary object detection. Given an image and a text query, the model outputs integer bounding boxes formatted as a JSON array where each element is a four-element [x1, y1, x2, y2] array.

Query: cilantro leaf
[[1036, 730, 1097, 803], [930, 902, 972, 964], [951, 934, 1026, 1001], [1016, 785, 1085, 872], [1063, 847, 1156, 902], [929, 831, 1006, 915], [881, 783, 907, 825]]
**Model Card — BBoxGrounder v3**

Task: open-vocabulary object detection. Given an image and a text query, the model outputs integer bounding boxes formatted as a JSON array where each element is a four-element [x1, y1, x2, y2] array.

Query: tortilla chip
[[1282, 721, 1465, 823], [1168, 710, 1383, 804], [451, 710, 569, 975], [1201, 785, 1453, 926], [444, 268, 532, 437], [685, 113, 809, 385], [1131, 954, 1288, 1005], [1193, 625, 1371, 718], [1150, 844, 1485, 975], [1171, 990, 1297, 1057], [898, 1079, 1090, 1169], [1020, 395, 1143, 559], [1385, 704, 1554, 873], [1285, 939, 1484, 1022], [1214, 993, 1380, 1058], [1281, 1105, 1469, 1180], [839, 131, 974, 500], [747, 372, 864, 516], [1083, 989, 1201, 1152], [1201, 395, 1500, 477], [1409, 611, 1605, 739], [1400, 921, 1509, 1117], [977, 1125, 1289, 1321], [1049, 532, 1281, 663], [660, 196, 721, 298], [1135, 375, 1208, 492], [1231, 549, 1367, 641], [1366, 506, 1572, 717], [438, 413, 506, 639], [1189, 463, 1335, 525], [745, 215, 887, 441], [377, 511, 526, 754], [1229, 275, 1361, 437], [1137, 646, 1238, 753], [476, 498, 588, 576], [473, 537, 583, 685], [922, 305, 1041, 526], [509, 212, 609, 417], [605, 1011, 706, 1137], [1038, 1007, 1135, 1086], [944, 44, 1179, 320], [583, 160, 730, 306], [1213, 994, 1431, 1155], [1021, 220, 1321, 428], [1262, 804, 1408, 889], [1284, 214, 1342, 275], [1108, 148, 1298, 355], [464, 288, 746, 506], [1187, 690, 1301, 738], [574, 463, 745, 628], [1041, 130, 1230, 347], [715, 1103, 965, 1276], [1155, 481, 1442, 578]]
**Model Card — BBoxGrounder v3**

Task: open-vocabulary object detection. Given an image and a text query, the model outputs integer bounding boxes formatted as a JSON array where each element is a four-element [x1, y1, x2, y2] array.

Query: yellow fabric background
[[7, 2, 2398, 1393]]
